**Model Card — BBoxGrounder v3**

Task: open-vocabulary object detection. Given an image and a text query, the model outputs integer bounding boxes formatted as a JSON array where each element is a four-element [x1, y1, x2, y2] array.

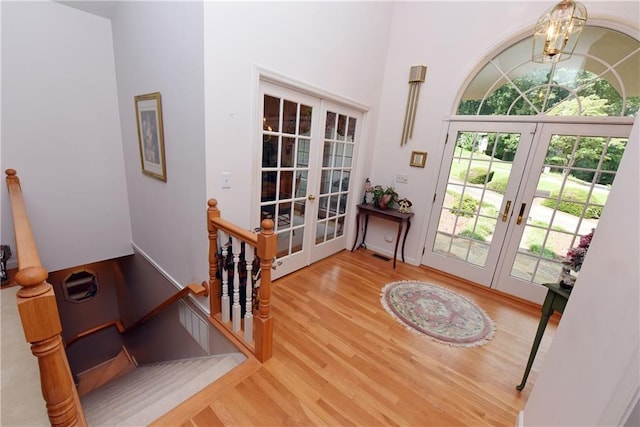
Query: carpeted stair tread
[[81, 354, 240, 426]]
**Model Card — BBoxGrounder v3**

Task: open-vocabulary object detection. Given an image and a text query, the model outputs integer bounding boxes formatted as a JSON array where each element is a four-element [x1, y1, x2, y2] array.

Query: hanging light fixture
[[532, 0, 587, 63]]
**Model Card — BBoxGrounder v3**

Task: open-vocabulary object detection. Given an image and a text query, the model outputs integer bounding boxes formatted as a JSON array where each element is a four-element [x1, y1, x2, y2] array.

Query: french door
[[423, 119, 632, 303], [258, 81, 362, 279]]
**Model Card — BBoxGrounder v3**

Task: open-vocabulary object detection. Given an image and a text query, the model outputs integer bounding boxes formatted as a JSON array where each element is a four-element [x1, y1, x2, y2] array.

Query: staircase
[[80, 353, 243, 426]]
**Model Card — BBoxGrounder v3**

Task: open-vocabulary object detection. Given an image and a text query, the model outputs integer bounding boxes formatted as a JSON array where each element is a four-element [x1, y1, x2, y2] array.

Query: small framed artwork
[[135, 92, 167, 181], [410, 151, 427, 168]]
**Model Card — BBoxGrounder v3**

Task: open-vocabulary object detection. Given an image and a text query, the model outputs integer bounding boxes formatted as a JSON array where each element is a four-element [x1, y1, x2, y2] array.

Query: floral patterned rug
[[380, 281, 495, 347]]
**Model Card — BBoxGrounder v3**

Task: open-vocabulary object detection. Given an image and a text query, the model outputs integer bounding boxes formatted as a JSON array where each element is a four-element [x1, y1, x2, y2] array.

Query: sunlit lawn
[[449, 148, 609, 200]]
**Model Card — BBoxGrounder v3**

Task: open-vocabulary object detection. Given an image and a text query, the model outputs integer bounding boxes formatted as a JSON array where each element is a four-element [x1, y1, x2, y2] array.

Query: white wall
[[1, 1, 132, 272], [367, 1, 640, 263], [203, 1, 393, 227], [109, 1, 208, 289], [523, 117, 639, 426]]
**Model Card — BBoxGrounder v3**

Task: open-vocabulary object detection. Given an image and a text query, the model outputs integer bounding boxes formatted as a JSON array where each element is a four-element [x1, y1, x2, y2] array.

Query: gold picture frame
[[135, 92, 167, 181], [410, 151, 427, 168]]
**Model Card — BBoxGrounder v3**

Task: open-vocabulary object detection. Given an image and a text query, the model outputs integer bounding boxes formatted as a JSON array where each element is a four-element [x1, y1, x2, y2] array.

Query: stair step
[[77, 348, 136, 396], [81, 354, 241, 426]]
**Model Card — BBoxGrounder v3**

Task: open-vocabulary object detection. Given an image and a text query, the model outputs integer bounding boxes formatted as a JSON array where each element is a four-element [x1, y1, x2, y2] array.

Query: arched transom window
[[457, 26, 640, 117]]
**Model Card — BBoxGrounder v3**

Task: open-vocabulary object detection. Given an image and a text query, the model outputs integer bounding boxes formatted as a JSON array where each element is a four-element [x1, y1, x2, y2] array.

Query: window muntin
[[458, 26, 640, 117]]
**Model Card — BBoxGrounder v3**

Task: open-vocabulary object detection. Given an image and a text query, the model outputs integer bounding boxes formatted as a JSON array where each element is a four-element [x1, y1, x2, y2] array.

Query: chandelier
[[532, 0, 587, 63]]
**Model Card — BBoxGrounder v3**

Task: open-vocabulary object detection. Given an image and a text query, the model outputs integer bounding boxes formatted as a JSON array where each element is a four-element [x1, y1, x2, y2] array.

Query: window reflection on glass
[[331, 170, 341, 192], [337, 114, 347, 141], [296, 171, 308, 197], [322, 142, 333, 167], [283, 100, 297, 134], [334, 143, 344, 168], [297, 138, 310, 167], [344, 144, 353, 167], [325, 111, 336, 138], [262, 135, 278, 168], [261, 171, 277, 202], [320, 170, 331, 194], [300, 104, 312, 136], [281, 137, 295, 167], [279, 170, 293, 199], [263, 95, 280, 132], [347, 117, 356, 142]]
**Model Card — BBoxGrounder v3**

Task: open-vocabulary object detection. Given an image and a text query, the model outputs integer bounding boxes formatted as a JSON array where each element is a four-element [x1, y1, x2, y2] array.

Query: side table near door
[[516, 282, 572, 391], [351, 203, 414, 269]]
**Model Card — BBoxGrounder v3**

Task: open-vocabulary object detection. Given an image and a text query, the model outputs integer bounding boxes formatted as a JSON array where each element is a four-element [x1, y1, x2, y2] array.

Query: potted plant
[[559, 228, 595, 289], [371, 185, 398, 209]]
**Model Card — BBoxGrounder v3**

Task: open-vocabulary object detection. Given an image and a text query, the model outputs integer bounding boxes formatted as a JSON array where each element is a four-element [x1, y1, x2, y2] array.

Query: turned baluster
[[244, 249, 255, 343], [231, 238, 242, 332], [220, 234, 230, 323]]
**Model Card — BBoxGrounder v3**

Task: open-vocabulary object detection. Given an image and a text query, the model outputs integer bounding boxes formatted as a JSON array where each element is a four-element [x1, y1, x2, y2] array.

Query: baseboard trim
[[517, 410, 524, 427]]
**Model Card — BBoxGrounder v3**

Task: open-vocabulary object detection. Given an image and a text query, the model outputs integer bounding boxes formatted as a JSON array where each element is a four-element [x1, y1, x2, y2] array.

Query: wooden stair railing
[[207, 199, 276, 362], [5, 169, 87, 427], [65, 282, 208, 347]]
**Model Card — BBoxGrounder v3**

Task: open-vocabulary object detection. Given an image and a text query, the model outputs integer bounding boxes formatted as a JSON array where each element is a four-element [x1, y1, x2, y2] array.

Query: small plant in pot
[[372, 185, 398, 209]]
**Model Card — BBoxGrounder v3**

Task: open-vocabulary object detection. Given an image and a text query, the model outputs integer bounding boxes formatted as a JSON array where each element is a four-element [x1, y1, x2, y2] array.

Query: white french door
[[423, 121, 536, 286], [257, 81, 362, 279], [423, 119, 632, 303], [493, 122, 632, 302]]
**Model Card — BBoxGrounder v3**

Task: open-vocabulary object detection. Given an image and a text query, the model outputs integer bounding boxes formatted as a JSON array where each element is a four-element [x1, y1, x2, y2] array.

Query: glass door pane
[[261, 94, 313, 259]]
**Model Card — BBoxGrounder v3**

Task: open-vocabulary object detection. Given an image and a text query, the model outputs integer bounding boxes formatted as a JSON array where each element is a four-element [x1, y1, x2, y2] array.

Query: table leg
[[359, 214, 370, 250], [401, 218, 411, 262], [516, 290, 555, 391], [393, 222, 403, 269], [351, 211, 361, 252]]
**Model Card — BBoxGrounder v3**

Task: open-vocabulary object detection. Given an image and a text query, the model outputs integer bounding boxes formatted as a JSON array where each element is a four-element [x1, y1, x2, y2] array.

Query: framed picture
[[410, 151, 427, 168], [135, 92, 167, 181]]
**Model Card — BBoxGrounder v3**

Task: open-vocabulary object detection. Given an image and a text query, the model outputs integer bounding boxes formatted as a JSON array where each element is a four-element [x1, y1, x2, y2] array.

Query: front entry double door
[[423, 119, 632, 303]]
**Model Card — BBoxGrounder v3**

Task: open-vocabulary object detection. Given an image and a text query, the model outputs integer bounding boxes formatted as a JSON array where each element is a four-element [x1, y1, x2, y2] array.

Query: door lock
[[517, 203, 527, 225], [308, 194, 316, 200], [501, 200, 512, 222]]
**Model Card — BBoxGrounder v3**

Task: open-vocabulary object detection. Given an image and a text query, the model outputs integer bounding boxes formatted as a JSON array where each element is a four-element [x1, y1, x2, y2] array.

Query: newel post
[[15, 266, 86, 427], [255, 218, 276, 362], [207, 199, 221, 315]]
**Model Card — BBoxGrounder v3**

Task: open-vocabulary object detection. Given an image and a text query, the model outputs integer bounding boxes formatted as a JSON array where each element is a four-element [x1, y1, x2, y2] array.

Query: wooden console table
[[351, 203, 414, 268], [516, 282, 571, 391]]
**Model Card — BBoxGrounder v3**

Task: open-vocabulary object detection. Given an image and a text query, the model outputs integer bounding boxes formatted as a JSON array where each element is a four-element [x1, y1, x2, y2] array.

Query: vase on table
[[377, 194, 393, 209]]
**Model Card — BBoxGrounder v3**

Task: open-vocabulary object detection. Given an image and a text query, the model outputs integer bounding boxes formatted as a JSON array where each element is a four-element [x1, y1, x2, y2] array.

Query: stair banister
[[207, 198, 276, 362], [5, 169, 87, 427]]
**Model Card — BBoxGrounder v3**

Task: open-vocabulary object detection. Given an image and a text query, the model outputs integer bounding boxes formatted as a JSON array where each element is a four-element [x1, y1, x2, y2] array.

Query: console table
[[351, 203, 414, 268], [516, 282, 571, 391]]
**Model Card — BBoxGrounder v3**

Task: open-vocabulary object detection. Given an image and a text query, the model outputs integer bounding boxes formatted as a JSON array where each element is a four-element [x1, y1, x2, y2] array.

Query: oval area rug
[[380, 280, 495, 347]]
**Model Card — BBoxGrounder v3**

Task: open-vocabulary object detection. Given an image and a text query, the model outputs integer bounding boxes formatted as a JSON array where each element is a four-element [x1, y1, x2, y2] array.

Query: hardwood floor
[[152, 249, 559, 426]]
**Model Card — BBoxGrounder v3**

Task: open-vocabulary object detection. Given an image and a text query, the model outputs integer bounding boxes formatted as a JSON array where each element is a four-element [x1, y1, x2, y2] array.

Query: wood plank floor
[[153, 249, 559, 426]]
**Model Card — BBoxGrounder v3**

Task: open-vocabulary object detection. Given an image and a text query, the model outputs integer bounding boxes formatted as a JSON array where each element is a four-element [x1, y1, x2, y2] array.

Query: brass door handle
[[501, 200, 512, 222], [517, 203, 527, 225], [308, 194, 316, 200]]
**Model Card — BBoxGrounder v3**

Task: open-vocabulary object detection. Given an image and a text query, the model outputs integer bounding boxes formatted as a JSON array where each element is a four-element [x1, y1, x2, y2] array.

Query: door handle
[[517, 203, 527, 225], [308, 194, 316, 200], [501, 200, 512, 222]]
